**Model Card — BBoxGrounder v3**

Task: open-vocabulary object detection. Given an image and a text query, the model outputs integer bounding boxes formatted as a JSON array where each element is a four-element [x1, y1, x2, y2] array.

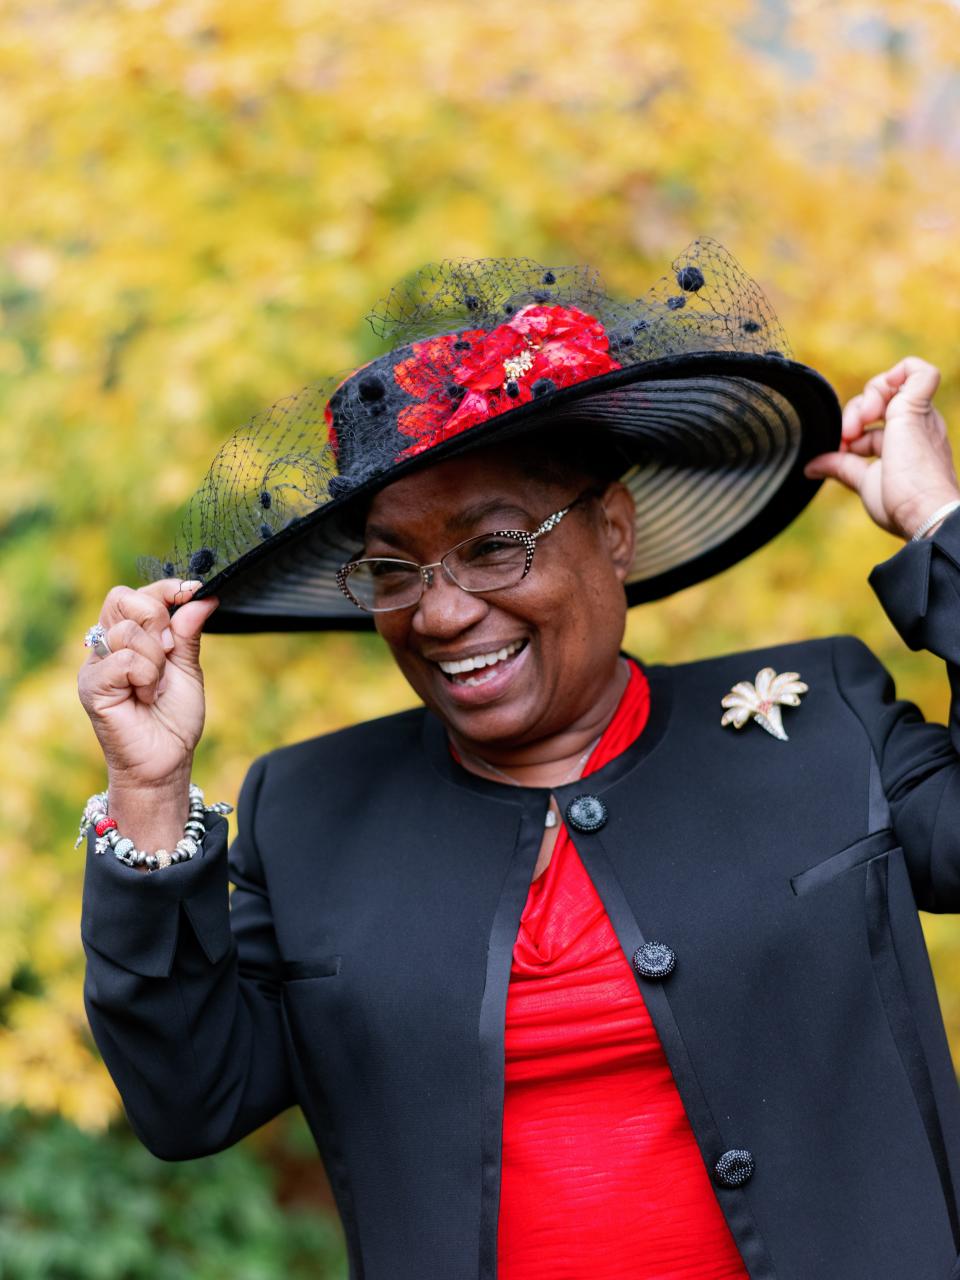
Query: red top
[[496, 660, 749, 1279]]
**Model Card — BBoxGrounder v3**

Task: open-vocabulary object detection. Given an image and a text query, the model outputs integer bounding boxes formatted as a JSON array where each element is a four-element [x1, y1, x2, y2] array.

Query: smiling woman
[[358, 450, 635, 765], [77, 242, 960, 1279]]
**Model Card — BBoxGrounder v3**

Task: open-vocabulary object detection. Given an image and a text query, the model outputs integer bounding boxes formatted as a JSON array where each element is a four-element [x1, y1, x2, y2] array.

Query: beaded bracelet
[[75, 782, 233, 872]]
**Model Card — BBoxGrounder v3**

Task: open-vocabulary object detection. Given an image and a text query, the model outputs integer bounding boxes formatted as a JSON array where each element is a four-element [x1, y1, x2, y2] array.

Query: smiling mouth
[[436, 639, 528, 686]]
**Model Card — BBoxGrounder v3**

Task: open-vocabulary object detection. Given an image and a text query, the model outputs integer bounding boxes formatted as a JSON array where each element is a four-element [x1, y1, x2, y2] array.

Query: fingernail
[[181, 580, 203, 592], [162, 628, 174, 650]]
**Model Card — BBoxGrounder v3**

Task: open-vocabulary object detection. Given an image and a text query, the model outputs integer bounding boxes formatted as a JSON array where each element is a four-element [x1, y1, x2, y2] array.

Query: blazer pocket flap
[[282, 955, 342, 981], [791, 829, 900, 897]]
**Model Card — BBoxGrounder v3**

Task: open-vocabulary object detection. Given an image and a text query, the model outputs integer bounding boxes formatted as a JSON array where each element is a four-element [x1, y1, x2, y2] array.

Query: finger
[[842, 376, 897, 440], [168, 594, 220, 643], [888, 355, 941, 412], [166, 596, 220, 670], [841, 393, 868, 440], [138, 578, 207, 608], [846, 427, 884, 457], [86, 648, 163, 706], [99, 584, 172, 642], [842, 358, 942, 440], [99, 580, 204, 648], [102, 617, 167, 672], [843, 368, 908, 440], [804, 450, 873, 493]]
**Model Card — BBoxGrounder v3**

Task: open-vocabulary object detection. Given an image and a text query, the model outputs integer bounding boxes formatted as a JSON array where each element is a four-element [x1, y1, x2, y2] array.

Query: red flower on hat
[[392, 303, 620, 459]]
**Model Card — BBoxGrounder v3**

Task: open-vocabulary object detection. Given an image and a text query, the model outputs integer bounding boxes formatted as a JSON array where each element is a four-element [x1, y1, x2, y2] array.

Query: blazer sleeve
[[80, 753, 297, 1160], [832, 505, 960, 914]]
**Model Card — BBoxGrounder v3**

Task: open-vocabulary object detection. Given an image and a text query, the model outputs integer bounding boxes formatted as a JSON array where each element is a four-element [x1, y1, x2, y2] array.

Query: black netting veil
[[365, 246, 788, 353], [137, 238, 839, 632]]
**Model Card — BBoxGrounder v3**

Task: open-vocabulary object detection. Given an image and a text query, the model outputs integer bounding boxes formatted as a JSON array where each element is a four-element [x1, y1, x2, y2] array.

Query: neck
[[449, 656, 631, 789]]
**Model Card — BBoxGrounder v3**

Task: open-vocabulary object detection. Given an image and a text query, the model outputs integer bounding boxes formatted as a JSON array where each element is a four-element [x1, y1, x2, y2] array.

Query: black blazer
[[81, 510, 960, 1280]]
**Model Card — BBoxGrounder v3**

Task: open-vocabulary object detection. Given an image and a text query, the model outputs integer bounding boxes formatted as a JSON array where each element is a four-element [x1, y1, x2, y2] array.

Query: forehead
[[363, 448, 559, 537]]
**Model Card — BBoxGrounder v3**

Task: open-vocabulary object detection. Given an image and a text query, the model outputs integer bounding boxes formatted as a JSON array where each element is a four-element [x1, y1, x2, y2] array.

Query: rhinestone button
[[632, 941, 676, 980], [565, 794, 608, 833], [714, 1148, 755, 1188]]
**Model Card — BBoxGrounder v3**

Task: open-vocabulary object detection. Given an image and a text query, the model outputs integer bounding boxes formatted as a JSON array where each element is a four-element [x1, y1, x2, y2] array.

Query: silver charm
[[721, 667, 808, 741], [75, 791, 108, 847]]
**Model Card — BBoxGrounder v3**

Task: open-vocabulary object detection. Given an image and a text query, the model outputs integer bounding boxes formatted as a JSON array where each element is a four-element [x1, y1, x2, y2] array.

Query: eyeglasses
[[336, 488, 599, 614]]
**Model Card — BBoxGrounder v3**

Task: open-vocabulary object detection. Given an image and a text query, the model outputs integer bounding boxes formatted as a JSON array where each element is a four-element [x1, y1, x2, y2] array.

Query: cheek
[[537, 560, 625, 656], [547, 548, 615, 614], [386, 645, 441, 707], [516, 575, 596, 674], [375, 618, 417, 673]]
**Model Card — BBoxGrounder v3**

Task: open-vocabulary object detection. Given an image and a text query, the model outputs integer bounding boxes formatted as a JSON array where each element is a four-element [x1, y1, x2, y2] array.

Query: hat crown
[[324, 239, 790, 492]]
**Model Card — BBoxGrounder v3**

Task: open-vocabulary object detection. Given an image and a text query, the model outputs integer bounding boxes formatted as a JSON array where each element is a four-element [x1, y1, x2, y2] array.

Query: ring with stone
[[83, 622, 112, 658]]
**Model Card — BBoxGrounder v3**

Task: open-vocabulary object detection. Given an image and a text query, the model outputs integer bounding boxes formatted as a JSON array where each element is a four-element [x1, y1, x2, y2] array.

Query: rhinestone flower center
[[503, 347, 536, 381]]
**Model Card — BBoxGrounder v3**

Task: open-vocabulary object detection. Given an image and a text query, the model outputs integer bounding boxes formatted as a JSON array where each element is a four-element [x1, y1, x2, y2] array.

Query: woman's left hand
[[804, 356, 960, 540]]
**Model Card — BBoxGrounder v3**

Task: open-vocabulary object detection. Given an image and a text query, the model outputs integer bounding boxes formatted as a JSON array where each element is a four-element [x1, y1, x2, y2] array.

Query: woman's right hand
[[78, 579, 221, 791]]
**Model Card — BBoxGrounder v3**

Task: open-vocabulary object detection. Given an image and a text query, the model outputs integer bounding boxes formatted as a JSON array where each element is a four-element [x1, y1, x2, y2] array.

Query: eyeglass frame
[[335, 486, 601, 614]]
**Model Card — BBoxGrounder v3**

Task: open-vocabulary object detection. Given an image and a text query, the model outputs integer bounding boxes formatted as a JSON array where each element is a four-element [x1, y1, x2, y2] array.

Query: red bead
[[95, 818, 118, 836]]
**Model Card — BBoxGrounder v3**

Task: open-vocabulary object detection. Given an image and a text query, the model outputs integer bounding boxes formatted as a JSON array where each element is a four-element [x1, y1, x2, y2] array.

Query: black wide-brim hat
[[141, 238, 840, 632]]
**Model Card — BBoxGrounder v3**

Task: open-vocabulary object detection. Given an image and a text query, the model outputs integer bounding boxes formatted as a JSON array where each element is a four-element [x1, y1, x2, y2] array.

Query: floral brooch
[[721, 667, 808, 741]]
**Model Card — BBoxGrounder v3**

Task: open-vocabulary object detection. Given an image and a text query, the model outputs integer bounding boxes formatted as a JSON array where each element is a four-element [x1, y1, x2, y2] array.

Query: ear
[[597, 481, 636, 583]]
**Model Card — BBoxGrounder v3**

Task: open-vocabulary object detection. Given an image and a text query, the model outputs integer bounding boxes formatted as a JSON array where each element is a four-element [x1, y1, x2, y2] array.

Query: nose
[[410, 563, 488, 638]]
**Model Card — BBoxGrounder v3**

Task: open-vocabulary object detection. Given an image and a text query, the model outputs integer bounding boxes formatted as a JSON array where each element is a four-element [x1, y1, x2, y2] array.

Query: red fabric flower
[[392, 304, 620, 459]]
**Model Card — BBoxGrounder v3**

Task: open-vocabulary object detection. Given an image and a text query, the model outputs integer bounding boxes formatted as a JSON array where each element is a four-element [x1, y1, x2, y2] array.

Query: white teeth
[[462, 667, 502, 687], [438, 639, 523, 676]]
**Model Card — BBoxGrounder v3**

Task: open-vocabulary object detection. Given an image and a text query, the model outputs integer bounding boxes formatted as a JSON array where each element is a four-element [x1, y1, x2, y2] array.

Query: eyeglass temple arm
[[532, 486, 605, 540], [532, 503, 573, 540]]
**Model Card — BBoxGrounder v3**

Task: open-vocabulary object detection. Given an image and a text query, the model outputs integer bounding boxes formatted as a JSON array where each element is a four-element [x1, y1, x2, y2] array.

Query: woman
[[77, 242, 960, 1278]]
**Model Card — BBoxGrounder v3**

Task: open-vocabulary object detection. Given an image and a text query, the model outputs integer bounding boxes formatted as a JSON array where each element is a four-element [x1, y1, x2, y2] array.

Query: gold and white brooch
[[720, 667, 808, 741]]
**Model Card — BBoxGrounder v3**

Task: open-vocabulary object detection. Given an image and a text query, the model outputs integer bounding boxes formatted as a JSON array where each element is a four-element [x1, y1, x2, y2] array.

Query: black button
[[565, 794, 607, 832], [714, 1149, 755, 1188], [632, 941, 676, 979]]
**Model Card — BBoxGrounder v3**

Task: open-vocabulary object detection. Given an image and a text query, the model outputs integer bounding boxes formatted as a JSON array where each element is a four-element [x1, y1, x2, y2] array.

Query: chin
[[426, 686, 527, 739], [448, 704, 531, 744]]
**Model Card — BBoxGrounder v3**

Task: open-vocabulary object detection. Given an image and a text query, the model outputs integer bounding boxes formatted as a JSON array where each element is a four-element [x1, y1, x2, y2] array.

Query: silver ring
[[83, 622, 112, 658]]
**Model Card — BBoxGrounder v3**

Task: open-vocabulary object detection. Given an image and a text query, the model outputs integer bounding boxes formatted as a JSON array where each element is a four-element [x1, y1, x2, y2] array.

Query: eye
[[460, 535, 522, 564], [368, 559, 417, 579]]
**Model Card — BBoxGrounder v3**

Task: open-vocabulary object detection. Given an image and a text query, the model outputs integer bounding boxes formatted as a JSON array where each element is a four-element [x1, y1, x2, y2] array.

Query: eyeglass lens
[[345, 532, 529, 611]]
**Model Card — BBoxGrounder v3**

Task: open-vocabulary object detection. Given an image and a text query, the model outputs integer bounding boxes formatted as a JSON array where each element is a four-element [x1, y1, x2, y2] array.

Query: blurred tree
[[0, 1105, 346, 1278], [1, 0, 960, 1138]]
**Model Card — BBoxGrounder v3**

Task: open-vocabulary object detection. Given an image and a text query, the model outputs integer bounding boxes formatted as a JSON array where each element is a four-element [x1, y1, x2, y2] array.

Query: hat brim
[[187, 350, 840, 633]]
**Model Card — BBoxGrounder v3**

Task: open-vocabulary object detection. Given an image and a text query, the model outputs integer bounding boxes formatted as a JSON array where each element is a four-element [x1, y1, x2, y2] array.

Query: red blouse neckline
[[497, 657, 749, 1279]]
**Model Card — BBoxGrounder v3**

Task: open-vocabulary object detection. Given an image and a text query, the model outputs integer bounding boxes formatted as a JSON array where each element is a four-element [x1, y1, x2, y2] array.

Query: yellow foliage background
[[2, 0, 960, 1128]]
